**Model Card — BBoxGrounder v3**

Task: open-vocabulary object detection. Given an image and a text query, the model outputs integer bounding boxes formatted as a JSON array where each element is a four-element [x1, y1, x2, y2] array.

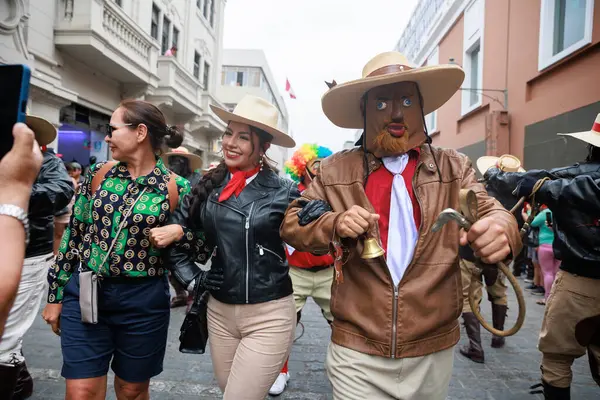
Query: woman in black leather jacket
[[150, 95, 299, 399], [486, 116, 600, 400]]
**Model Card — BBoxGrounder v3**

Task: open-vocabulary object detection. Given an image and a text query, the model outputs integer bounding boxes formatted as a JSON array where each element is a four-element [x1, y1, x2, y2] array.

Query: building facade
[[395, 0, 600, 171], [217, 49, 291, 174], [0, 0, 227, 169]]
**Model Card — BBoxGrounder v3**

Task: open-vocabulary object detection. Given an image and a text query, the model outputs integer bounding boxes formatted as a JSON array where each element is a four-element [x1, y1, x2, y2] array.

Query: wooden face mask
[[363, 81, 426, 158]]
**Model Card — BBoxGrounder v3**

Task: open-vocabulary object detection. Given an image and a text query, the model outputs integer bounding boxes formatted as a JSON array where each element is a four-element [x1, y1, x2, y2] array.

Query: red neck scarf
[[218, 165, 261, 202]]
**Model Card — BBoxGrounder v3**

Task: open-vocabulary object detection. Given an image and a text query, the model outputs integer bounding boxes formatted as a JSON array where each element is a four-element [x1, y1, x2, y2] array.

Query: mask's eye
[[376, 100, 387, 111], [402, 97, 412, 107]]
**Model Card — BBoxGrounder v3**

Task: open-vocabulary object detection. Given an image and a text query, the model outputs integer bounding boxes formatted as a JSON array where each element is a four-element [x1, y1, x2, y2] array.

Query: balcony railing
[[55, 0, 159, 86], [147, 56, 203, 121]]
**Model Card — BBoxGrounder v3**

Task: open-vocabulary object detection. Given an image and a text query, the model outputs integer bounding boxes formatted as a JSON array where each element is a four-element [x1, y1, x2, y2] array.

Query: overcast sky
[[222, 0, 419, 152]]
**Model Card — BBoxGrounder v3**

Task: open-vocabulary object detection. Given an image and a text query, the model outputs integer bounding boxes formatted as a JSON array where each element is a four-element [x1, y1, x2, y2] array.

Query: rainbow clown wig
[[284, 144, 333, 183]]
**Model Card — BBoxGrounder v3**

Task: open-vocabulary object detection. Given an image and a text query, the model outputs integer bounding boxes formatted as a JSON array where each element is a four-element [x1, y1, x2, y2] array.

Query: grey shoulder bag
[[79, 187, 148, 324]]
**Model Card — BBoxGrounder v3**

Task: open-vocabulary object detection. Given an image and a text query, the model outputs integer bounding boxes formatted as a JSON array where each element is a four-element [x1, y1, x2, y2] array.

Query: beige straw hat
[[476, 154, 526, 175], [161, 147, 203, 171], [558, 113, 600, 147], [321, 51, 465, 129], [210, 95, 295, 148], [26, 115, 57, 146]]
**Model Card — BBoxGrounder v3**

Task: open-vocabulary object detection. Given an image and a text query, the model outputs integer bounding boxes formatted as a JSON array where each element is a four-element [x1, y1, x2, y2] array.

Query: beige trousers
[[326, 342, 454, 400], [460, 259, 507, 313], [289, 266, 334, 321], [538, 270, 600, 387], [207, 295, 296, 400]]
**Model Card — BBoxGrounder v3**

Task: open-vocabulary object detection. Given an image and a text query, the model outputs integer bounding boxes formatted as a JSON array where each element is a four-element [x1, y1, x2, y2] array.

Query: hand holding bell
[[334, 205, 384, 259], [334, 205, 380, 239]]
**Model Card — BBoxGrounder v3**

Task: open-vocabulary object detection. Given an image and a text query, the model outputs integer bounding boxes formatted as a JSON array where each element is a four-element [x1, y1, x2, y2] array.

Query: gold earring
[[259, 156, 264, 171]]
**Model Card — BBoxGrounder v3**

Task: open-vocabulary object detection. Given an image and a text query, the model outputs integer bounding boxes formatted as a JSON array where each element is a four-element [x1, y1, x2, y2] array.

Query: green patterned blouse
[[48, 158, 205, 303]]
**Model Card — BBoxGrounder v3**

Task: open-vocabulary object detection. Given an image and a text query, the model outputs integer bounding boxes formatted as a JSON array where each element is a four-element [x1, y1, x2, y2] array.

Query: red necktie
[[218, 166, 261, 202]]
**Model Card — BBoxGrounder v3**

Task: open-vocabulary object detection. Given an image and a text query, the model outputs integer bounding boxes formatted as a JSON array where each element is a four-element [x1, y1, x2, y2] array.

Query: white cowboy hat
[[558, 113, 600, 148], [476, 154, 526, 175], [161, 146, 203, 172], [210, 96, 295, 148], [26, 115, 57, 146], [321, 51, 465, 129]]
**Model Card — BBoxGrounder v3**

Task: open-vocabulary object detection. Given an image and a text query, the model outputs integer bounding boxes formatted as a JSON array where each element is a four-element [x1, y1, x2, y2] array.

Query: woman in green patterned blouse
[[41, 100, 205, 400]]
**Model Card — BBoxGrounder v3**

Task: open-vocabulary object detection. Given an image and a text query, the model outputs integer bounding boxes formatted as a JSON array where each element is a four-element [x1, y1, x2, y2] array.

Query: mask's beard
[[373, 128, 410, 155]]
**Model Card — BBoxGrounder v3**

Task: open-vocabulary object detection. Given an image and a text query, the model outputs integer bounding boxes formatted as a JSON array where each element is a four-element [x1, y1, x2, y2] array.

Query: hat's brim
[[26, 115, 57, 146], [558, 131, 600, 148], [210, 105, 296, 148], [321, 65, 465, 129], [476, 156, 525, 175], [162, 152, 203, 172]]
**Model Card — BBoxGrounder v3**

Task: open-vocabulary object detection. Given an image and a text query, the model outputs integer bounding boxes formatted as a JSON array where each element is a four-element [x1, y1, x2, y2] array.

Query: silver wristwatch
[[0, 204, 29, 245]]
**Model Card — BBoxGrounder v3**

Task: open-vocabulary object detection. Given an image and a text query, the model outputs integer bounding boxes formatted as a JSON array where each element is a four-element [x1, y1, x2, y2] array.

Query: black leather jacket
[[487, 162, 600, 279], [168, 169, 300, 304], [27, 150, 75, 258]]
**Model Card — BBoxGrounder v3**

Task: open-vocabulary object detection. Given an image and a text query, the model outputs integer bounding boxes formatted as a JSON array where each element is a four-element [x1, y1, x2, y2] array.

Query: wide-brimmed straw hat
[[321, 51, 465, 129], [162, 146, 203, 171], [26, 115, 57, 146], [558, 113, 600, 148], [476, 154, 526, 175], [210, 96, 295, 148]]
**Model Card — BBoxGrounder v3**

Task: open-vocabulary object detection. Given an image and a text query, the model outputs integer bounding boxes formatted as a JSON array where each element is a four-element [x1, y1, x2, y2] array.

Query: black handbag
[[179, 278, 210, 354]]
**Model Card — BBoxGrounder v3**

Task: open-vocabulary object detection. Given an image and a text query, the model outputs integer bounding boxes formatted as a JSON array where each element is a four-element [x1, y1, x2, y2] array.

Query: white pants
[[326, 342, 454, 400], [0, 252, 53, 363]]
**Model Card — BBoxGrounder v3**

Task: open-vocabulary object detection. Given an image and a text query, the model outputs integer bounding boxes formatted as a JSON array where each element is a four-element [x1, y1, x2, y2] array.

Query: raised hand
[[335, 205, 380, 239], [459, 216, 511, 264]]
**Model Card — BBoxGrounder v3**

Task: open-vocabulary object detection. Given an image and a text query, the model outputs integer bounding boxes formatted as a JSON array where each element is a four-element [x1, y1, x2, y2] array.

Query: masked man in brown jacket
[[280, 52, 522, 400]]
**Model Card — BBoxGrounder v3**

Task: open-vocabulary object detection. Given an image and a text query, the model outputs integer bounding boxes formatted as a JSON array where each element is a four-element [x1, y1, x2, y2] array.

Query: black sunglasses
[[105, 123, 134, 138]]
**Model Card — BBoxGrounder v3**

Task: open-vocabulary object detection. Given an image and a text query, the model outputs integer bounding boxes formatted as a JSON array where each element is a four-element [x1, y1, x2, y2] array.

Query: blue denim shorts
[[60, 273, 170, 382]]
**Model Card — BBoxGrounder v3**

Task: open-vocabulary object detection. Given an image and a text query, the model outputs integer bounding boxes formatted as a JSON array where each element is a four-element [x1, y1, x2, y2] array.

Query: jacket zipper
[[391, 285, 399, 358], [390, 161, 424, 359], [257, 244, 284, 262], [245, 203, 254, 304]]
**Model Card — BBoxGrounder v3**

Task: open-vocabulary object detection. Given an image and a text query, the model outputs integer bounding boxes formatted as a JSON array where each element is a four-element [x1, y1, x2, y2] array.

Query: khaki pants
[[460, 259, 507, 313], [326, 342, 454, 400], [538, 270, 600, 388], [207, 295, 296, 399], [289, 266, 334, 322]]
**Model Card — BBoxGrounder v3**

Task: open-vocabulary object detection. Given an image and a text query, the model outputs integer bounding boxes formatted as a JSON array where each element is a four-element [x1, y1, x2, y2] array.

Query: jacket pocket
[[256, 244, 284, 263]]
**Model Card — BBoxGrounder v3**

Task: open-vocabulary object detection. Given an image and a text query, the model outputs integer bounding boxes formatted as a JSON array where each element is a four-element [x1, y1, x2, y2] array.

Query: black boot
[[0, 362, 19, 399], [459, 312, 484, 363], [491, 304, 507, 348], [13, 360, 33, 399], [530, 381, 570, 399]]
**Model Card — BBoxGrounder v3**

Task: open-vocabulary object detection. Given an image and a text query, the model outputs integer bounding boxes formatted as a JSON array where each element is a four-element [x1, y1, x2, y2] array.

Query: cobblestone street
[[24, 275, 598, 399]]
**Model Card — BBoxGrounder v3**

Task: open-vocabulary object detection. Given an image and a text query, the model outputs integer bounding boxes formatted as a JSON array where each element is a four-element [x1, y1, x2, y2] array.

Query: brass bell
[[361, 237, 385, 259]]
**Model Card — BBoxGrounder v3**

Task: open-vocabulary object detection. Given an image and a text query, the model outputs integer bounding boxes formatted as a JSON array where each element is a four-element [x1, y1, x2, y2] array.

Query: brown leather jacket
[[281, 145, 521, 359]]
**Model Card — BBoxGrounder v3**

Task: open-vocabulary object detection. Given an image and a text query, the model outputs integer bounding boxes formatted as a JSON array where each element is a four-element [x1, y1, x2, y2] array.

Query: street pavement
[[24, 275, 599, 399]]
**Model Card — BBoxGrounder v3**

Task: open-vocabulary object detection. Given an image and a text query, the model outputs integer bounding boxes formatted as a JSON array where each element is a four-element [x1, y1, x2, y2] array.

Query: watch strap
[[0, 204, 29, 245]]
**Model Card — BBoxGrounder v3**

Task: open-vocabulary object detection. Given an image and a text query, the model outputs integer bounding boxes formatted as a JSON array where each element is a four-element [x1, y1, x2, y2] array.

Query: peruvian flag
[[285, 78, 296, 99]]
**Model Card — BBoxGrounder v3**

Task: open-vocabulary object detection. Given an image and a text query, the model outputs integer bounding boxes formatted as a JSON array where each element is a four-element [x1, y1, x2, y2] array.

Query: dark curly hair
[[189, 124, 275, 220]]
